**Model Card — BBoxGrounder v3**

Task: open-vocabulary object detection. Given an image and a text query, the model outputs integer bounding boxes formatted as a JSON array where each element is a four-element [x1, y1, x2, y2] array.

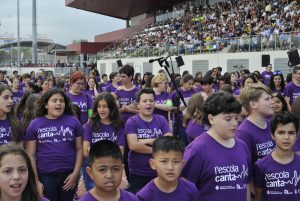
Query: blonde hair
[[151, 73, 167, 88], [239, 83, 272, 113], [183, 93, 204, 127]]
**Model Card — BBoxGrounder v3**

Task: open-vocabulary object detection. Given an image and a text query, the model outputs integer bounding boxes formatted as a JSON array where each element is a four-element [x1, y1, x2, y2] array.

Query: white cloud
[[0, 0, 125, 45]]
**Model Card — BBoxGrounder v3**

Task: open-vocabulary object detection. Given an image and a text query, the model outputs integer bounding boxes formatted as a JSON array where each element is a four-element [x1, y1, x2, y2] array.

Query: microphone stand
[[155, 58, 187, 138]]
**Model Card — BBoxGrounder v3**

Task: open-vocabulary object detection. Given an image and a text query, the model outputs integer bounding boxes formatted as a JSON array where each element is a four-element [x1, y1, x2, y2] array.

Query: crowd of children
[[0, 63, 300, 201]]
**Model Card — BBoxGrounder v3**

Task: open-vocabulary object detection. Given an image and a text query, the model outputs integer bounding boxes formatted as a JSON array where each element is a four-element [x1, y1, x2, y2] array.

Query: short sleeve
[[116, 127, 125, 146], [83, 123, 92, 142], [253, 162, 265, 188], [25, 121, 37, 141], [125, 117, 137, 135]]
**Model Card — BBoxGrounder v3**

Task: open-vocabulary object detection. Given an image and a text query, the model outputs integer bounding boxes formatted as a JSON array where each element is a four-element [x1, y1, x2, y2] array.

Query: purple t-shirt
[[284, 82, 300, 105], [125, 114, 171, 176], [186, 119, 209, 143], [84, 89, 100, 100], [0, 119, 12, 145], [154, 91, 170, 121], [261, 71, 273, 85], [25, 115, 83, 173], [170, 88, 195, 123], [12, 91, 24, 105], [66, 91, 93, 124], [236, 118, 275, 163], [106, 83, 118, 93], [83, 122, 125, 146], [19, 82, 27, 92], [78, 189, 139, 201], [115, 86, 140, 123], [137, 178, 201, 201], [254, 154, 300, 201], [65, 83, 70, 92], [181, 132, 251, 201], [0, 80, 8, 85], [99, 82, 109, 91]]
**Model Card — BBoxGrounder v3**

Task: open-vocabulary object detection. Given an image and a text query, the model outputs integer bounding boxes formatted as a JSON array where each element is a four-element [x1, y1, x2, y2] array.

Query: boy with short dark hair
[[137, 136, 200, 201], [78, 140, 138, 201], [254, 111, 300, 201]]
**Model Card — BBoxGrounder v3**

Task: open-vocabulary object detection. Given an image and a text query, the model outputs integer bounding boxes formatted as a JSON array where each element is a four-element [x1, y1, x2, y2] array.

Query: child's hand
[[116, 86, 123, 91], [63, 172, 78, 191], [37, 181, 44, 196]]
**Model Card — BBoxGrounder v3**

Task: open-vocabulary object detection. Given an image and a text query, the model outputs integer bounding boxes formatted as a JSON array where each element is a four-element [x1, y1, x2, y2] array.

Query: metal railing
[[97, 32, 300, 60]]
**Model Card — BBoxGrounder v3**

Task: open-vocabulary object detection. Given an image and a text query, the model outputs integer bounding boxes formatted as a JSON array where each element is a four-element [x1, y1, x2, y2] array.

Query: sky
[[0, 0, 125, 45]]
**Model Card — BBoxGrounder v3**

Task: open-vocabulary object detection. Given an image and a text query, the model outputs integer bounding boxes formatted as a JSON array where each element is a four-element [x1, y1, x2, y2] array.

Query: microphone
[[149, 57, 164, 63]]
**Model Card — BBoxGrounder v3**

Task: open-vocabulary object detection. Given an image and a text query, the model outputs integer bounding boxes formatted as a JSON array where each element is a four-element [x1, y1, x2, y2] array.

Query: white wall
[[97, 50, 291, 75]]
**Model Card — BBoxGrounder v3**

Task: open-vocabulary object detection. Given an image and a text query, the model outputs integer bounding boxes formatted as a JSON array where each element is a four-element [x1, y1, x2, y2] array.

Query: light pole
[[32, 0, 37, 65], [17, 0, 21, 66]]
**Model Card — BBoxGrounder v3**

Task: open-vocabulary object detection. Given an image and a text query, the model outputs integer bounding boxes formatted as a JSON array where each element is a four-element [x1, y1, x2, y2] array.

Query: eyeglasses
[[273, 71, 282, 75]]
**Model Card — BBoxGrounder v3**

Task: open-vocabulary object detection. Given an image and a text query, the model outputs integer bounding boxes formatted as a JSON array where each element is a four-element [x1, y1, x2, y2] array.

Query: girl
[[126, 88, 172, 193], [0, 143, 48, 201], [183, 93, 209, 143], [82, 92, 125, 190], [11, 78, 24, 106], [66, 71, 93, 124], [21, 94, 41, 131], [0, 85, 22, 145], [169, 74, 195, 145], [141, 72, 152, 88], [39, 80, 49, 95], [106, 72, 120, 93], [233, 74, 257, 96], [272, 93, 288, 114], [224, 72, 239, 94], [151, 73, 171, 122], [25, 89, 83, 201], [268, 70, 285, 95], [133, 72, 141, 88], [84, 77, 100, 100]]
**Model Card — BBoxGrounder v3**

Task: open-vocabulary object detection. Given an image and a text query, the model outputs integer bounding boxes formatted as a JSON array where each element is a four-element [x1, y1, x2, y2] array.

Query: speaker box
[[287, 49, 300, 67], [116, 60, 123, 68], [262, 55, 270, 67], [175, 56, 185, 67]]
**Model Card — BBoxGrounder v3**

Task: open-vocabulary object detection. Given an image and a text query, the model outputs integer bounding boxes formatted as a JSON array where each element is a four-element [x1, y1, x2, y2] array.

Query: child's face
[[97, 99, 110, 121], [253, 92, 273, 116], [0, 154, 28, 200], [150, 151, 184, 183], [208, 112, 239, 139], [46, 93, 65, 119], [272, 123, 297, 152], [103, 76, 108, 82], [271, 96, 283, 113], [87, 157, 123, 192], [138, 93, 155, 117], [0, 89, 13, 114], [182, 80, 194, 91]]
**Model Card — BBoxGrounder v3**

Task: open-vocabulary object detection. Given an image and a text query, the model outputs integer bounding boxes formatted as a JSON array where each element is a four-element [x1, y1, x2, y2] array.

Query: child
[[181, 92, 251, 201], [261, 64, 273, 85], [79, 140, 138, 201], [0, 85, 22, 145], [183, 93, 209, 143], [84, 77, 100, 100], [25, 89, 83, 201], [137, 136, 201, 201], [284, 66, 300, 111], [99, 74, 109, 91], [254, 111, 300, 201], [11, 77, 24, 105], [237, 83, 275, 164], [0, 143, 49, 201], [126, 88, 172, 193], [82, 92, 125, 190]]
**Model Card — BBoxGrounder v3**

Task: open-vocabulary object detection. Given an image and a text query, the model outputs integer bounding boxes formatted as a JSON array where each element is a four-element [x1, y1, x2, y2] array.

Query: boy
[[79, 140, 138, 201], [126, 88, 172, 193], [137, 136, 200, 201], [261, 64, 273, 85], [181, 92, 251, 201], [254, 111, 300, 201], [100, 74, 109, 91], [284, 66, 300, 111], [237, 83, 275, 164]]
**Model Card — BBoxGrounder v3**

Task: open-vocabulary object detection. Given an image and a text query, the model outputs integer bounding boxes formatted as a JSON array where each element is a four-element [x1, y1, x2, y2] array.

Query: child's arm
[[154, 103, 172, 111], [127, 134, 152, 154], [247, 184, 251, 201], [254, 186, 263, 201], [63, 136, 83, 191], [83, 140, 90, 158], [26, 140, 44, 196]]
